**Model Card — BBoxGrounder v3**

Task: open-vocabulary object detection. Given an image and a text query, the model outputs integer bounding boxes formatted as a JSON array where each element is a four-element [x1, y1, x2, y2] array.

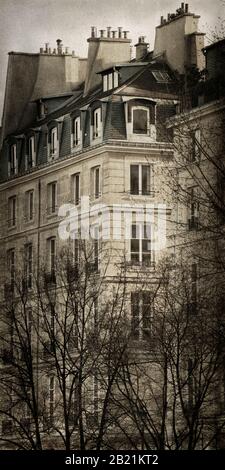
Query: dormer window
[[152, 70, 171, 83], [72, 116, 81, 149], [9, 144, 18, 177], [132, 107, 149, 135], [48, 126, 59, 160], [103, 70, 119, 92], [26, 136, 36, 169], [93, 108, 102, 141]]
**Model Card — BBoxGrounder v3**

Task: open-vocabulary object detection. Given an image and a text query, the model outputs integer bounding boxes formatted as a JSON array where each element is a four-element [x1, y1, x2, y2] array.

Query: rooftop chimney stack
[[118, 27, 123, 38], [45, 43, 49, 53], [135, 36, 149, 61], [154, 3, 205, 73], [100, 29, 106, 38], [56, 39, 63, 54], [112, 30, 117, 38], [123, 30, 129, 39], [91, 26, 97, 38], [107, 27, 111, 38]]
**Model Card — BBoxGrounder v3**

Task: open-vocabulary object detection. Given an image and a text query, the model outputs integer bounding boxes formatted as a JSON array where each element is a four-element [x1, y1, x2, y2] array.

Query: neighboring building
[[0, 3, 224, 450]]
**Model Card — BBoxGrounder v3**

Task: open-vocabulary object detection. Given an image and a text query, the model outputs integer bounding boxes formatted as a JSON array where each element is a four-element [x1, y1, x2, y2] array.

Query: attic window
[[152, 70, 171, 83], [103, 70, 119, 92]]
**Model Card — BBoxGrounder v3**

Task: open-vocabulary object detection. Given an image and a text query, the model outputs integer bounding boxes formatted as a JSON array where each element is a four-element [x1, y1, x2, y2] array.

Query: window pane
[[133, 109, 148, 134], [142, 166, 150, 195], [130, 165, 139, 194], [131, 292, 139, 338], [131, 239, 139, 252]]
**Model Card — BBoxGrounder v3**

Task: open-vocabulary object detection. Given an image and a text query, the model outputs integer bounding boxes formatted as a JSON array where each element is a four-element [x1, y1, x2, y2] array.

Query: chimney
[[154, 6, 205, 73], [84, 25, 131, 95], [56, 39, 63, 54], [135, 36, 149, 61], [40, 47, 44, 54], [45, 43, 49, 53], [160, 16, 164, 25]]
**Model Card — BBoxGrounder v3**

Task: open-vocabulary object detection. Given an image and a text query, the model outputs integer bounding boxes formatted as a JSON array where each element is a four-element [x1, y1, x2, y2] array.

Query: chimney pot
[[112, 30, 117, 38], [40, 47, 44, 53], [181, 2, 184, 9], [45, 43, 49, 53], [53, 48, 56, 54], [167, 13, 171, 21], [123, 31, 129, 39], [118, 27, 123, 38], [107, 26, 111, 38], [185, 3, 188, 12], [160, 16, 164, 25], [48, 47, 51, 54], [65, 46, 69, 54], [100, 29, 106, 38], [91, 26, 97, 38]]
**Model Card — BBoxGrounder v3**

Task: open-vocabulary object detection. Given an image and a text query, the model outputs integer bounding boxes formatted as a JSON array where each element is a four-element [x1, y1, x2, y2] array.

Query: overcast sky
[[0, 0, 223, 121]]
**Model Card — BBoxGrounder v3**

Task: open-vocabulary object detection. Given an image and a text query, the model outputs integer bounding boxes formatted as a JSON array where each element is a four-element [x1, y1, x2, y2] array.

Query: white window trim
[[8, 196, 17, 228], [9, 144, 18, 176], [48, 126, 59, 160], [130, 222, 153, 265], [126, 104, 156, 142], [91, 108, 102, 144], [47, 182, 57, 215], [72, 172, 80, 205], [91, 166, 101, 200], [130, 163, 152, 196], [131, 292, 153, 340], [26, 136, 36, 169], [71, 116, 82, 151], [24, 190, 34, 222]]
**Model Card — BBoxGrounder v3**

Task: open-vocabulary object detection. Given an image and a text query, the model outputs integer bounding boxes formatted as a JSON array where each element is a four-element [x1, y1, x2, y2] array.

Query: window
[[191, 129, 201, 162], [49, 127, 58, 158], [72, 117, 81, 148], [8, 196, 16, 228], [47, 182, 57, 214], [7, 249, 15, 289], [189, 263, 197, 314], [130, 164, 151, 195], [103, 71, 119, 92], [72, 173, 80, 205], [93, 108, 102, 140], [131, 292, 152, 340], [24, 243, 33, 289], [91, 166, 101, 199], [48, 237, 56, 276], [9, 144, 17, 176], [133, 107, 149, 135], [152, 70, 171, 82], [188, 187, 199, 230], [130, 223, 152, 265], [74, 238, 80, 265], [49, 375, 55, 424], [25, 190, 34, 221], [27, 136, 36, 169]]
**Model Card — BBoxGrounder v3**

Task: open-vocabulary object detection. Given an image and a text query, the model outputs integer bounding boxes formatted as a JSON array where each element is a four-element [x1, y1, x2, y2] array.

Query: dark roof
[[203, 38, 225, 52]]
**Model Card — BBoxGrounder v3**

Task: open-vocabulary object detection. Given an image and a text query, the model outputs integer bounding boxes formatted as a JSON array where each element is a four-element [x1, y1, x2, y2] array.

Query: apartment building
[[0, 3, 224, 450]]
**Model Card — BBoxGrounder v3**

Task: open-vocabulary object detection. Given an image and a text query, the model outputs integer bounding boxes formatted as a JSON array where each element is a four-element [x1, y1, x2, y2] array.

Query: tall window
[[8, 196, 16, 228], [132, 107, 149, 134], [72, 117, 81, 147], [49, 375, 55, 424], [188, 187, 199, 230], [48, 237, 56, 276], [49, 127, 58, 157], [24, 243, 33, 289], [130, 223, 152, 265], [47, 182, 57, 214], [91, 166, 101, 199], [130, 164, 151, 195], [72, 173, 80, 205], [191, 129, 201, 162], [189, 263, 197, 314], [131, 292, 152, 340], [27, 136, 36, 169], [93, 108, 101, 140], [9, 144, 17, 176], [25, 190, 34, 221], [7, 249, 15, 289]]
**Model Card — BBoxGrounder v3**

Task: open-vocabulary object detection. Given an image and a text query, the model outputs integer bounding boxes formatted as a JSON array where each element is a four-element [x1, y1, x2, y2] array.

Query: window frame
[[131, 291, 153, 340], [27, 135, 36, 169], [130, 222, 152, 266], [25, 190, 34, 222], [91, 166, 101, 199], [8, 195, 17, 228], [132, 106, 150, 135], [24, 243, 33, 289], [93, 108, 102, 141], [9, 144, 18, 176], [47, 181, 57, 215], [72, 172, 80, 206], [72, 116, 81, 148], [130, 164, 152, 196]]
